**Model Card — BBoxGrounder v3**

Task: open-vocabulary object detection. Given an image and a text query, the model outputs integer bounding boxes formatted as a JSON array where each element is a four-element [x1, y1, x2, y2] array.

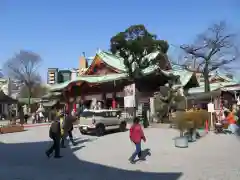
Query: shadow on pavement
[[235, 128, 240, 136], [139, 148, 151, 159], [79, 128, 127, 137], [0, 139, 183, 180]]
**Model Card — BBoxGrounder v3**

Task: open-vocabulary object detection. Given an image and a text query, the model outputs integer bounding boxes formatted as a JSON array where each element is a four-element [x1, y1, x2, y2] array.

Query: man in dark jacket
[[45, 117, 62, 158], [60, 111, 77, 148]]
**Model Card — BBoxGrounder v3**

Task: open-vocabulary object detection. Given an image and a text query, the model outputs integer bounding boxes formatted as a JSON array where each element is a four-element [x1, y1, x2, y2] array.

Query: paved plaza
[[0, 126, 240, 180]]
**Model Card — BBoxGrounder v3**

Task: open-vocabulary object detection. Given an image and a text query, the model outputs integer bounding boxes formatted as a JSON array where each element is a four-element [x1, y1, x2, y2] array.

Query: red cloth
[[227, 112, 236, 124], [205, 120, 209, 133], [129, 124, 145, 143]]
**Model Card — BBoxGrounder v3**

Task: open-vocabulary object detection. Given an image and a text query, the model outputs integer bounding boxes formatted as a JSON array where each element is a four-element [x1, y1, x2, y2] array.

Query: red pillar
[[112, 92, 116, 109], [73, 103, 77, 112], [112, 99, 116, 109]]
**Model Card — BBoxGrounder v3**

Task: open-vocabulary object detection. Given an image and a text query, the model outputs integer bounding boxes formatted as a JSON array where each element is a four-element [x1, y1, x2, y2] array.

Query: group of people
[[215, 103, 240, 134], [45, 110, 77, 158], [45, 109, 148, 163], [223, 109, 239, 134]]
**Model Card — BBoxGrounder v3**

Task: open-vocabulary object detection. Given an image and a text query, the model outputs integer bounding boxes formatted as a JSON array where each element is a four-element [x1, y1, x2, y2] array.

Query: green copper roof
[[42, 92, 62, 99], [172, 70, 195, 87], [49, 65, 165, 92], [97, 51, 126, 72], [49, 50, 167, 92], [42, 100, 58, 107], [188, 81, 238, 94], [161, 69, 196, 87], [18, 98, 41, 104], [49, 50, 197, 92], [96, 50, 163, 73], [49, 66, 195, 92], [213, 71, 239, 83], [49, 73, 129, 91]]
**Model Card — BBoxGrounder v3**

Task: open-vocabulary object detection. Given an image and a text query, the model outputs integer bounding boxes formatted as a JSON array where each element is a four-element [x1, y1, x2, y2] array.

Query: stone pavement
[[0, 126, 240, 180]]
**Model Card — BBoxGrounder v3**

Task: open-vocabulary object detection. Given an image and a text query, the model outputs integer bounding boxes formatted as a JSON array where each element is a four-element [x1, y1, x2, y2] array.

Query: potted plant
[[184, 110, 208, 142], [173, 111, 190, 148]]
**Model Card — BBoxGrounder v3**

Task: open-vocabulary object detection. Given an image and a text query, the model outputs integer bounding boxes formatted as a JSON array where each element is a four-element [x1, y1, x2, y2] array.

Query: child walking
[[129, 117, 146, 164]]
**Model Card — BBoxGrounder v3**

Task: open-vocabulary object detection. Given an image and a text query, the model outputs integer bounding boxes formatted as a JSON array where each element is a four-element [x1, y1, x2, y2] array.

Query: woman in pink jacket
[[129, 117, 146, 164]]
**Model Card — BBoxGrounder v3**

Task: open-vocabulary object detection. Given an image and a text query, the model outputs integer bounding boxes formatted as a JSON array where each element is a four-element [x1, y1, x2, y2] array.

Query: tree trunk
[[203, 66, 210, 92], [28, 87, 32, 113]]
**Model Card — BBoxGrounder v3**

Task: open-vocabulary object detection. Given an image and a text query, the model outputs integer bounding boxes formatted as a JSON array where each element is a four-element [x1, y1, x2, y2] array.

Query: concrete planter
[[0, 125, 24, 134], [174, 136, 188, 148]]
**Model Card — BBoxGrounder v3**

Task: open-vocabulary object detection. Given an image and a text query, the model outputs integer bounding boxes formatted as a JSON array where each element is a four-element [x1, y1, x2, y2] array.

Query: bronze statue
[[154, 74, 186, 123]]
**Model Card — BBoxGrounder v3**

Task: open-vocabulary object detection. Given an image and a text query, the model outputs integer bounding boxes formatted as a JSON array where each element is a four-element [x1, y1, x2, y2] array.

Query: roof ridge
[[96, 51, 126, 72], [98, 50, 123, 61]]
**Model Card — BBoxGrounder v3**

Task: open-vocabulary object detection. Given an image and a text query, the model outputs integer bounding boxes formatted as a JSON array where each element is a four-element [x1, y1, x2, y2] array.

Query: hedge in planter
[[173, 111, 191, 148], [182, 110, 208, 142], [173, 110, 208, 147], [0, 125, 24, 134]]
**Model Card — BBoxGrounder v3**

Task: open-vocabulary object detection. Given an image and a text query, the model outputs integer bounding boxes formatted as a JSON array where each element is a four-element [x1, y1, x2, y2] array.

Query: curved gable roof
[[89, 50, 171, 73], [97, 51, 126, 72]]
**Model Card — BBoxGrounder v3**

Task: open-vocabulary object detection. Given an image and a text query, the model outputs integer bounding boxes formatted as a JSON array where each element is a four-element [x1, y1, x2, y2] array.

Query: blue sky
[[0, 0, 239, 82]]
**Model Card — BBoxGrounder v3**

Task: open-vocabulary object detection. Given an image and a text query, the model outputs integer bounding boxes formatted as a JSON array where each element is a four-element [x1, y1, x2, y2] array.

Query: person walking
[[23, 105, 29, 124], [60, 111, 77, 148], [45, 117, 62, 158], [129, 117, 146, 164]]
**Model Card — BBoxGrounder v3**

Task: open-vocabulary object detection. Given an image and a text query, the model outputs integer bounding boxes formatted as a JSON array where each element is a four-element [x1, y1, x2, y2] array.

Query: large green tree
[[110, 24, 170, 79]]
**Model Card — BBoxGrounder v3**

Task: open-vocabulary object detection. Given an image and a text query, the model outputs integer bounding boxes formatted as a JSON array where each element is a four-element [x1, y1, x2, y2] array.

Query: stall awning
[[0, 91, 18, 104], [42, 100, 58, 107], [187, 90, 221, 101]]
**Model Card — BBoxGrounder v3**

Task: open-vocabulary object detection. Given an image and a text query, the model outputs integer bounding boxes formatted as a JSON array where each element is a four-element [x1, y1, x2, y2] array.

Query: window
[[112, 111, 116, 117], [94, 112, 104, 117], [81, 111, 93, 118], [62, 73, 71, 82]]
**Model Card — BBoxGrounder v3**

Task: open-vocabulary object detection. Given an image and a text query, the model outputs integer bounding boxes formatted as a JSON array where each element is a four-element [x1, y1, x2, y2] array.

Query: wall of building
[[47, 55, 91, 84], [47, 68, 59, 84], [58, 70, 72, 83]]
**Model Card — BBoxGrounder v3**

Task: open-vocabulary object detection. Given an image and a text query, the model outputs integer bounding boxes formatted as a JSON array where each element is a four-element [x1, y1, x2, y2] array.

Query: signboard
[[207, 102, 214, 113], [124, 84, 135, 96], [150, 97, 155, 115], [124, 96, 135, 107], [124, 84, 136, 107], [237, 96, 240, 105]]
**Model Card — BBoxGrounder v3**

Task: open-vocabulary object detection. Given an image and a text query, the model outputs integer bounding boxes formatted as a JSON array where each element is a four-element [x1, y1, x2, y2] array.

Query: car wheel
[[96, 124, 105, 137], [119, 121, 127, 132]]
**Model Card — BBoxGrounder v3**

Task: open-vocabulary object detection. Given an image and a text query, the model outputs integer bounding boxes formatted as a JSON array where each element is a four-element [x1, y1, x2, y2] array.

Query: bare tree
[[4, 50, 42, 106], [19, 84, 48, 99], [179, 21, 239, 92]]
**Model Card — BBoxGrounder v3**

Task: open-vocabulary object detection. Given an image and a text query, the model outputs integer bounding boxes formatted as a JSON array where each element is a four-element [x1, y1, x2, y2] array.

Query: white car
[[78, 109, 127, 136]]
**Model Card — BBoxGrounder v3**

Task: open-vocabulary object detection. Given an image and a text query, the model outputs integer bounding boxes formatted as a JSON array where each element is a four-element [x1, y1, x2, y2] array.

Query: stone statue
[[90, 98, 97, 109], [97, 101, 102, 110]]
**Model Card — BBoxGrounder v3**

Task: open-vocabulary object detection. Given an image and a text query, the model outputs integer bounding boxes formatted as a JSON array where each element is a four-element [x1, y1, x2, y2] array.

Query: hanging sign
[[207, 102, 214, 113]]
